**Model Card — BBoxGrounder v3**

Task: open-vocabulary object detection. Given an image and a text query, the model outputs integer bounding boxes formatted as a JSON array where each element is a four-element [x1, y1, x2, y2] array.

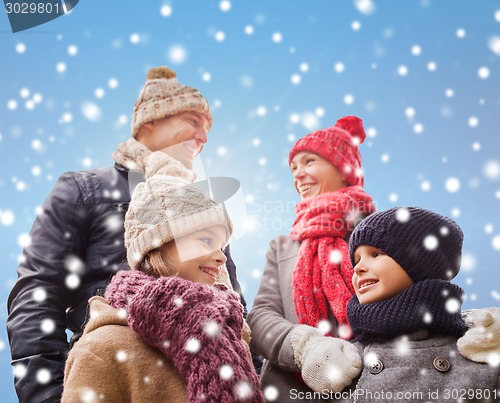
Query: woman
[[247, 116, 375, 402]]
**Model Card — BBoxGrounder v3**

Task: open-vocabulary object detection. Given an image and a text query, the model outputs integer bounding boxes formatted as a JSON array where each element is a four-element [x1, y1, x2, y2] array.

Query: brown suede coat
[[62, 296, 187, 402]]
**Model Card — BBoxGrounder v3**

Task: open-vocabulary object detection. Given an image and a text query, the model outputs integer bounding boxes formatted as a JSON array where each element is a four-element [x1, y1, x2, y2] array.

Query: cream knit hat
[[131, 66, 212, 138], [124, 152, 232, 269]]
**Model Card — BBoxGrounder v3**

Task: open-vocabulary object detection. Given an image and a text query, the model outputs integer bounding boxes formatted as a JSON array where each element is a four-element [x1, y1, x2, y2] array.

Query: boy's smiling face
[[352, 245, 414, 304]]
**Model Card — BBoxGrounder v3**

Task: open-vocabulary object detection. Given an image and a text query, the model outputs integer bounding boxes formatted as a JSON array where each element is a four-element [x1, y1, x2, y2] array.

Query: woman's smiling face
[[290, 151, 348, 199]]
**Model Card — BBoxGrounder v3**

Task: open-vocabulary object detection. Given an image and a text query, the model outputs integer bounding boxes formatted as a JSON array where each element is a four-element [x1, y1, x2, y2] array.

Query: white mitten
[[290, 325, 361, 392], [144, 151, 196, 182], [457, 307, 500, 364]]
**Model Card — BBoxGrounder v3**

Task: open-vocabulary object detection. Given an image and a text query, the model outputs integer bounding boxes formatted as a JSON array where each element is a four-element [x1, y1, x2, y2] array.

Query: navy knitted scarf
[[347, 279, 468, 343]]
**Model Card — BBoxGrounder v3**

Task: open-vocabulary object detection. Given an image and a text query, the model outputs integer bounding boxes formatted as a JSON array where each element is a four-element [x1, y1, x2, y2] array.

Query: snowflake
[[423, 235, 439, 251], [80, 387, 99, 403], [14, 364, 27, 379], [105, 215, 123, 232], [81, 101, 102, 122], [65, 256, 84, 273], [41, 318, 56, 334], [364, 352, 379, 367], [487, 352, 499, 368], [219, 364, 234, 380], [219, 0, 231, 12], [338, 324, 352, 340], [484, 160, 500, 180], [116, 350, 128, 362], [263, 385, 279, 401], [204, 320, 221, 337], [445, 298, 460, 313], [445, 177, 460, 193], [32, 287, 47, 303], [36, 368, 51, 384], [160, 5, 172, 17], [329, 249, 342, 264], [325, 364, 341, 381], [234, 380, 253, 400], [492, 236, 500, 251], [422, 312, 433, 324], [116, 308, 128, 319], [317, 320, 331, 335], [65, 273, 81, 289], [395, 208, 410, 223], [354, 0, 375, 15], [185, 338, 201, 353], [396, 335, 411, 355]]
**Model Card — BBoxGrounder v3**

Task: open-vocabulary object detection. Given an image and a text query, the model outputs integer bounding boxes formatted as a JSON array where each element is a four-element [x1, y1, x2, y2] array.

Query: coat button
[[368, 359, 384, 374], [433, 357, 451, 372]]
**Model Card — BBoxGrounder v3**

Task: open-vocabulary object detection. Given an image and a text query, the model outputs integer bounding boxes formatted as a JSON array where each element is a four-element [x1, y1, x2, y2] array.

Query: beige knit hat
[[124, 168, 232, 269], [131, 66, 213, 138]]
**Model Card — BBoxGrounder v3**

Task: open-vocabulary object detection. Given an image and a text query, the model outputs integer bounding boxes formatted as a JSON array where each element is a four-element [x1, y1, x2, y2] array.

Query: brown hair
[[140, 241, 177, 277]]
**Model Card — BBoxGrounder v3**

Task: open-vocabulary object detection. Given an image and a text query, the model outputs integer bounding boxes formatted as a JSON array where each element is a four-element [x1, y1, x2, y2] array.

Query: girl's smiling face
[[160, 225, 228, 286]]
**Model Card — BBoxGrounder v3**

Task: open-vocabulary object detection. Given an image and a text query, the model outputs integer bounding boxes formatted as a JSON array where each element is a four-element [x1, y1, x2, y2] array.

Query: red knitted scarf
[[105, 270, 264, 403], [290, 186, 375, 331]]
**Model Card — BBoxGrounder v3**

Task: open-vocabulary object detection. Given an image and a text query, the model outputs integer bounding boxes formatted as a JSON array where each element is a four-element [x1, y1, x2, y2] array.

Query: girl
[[62, 152, 264, 403]]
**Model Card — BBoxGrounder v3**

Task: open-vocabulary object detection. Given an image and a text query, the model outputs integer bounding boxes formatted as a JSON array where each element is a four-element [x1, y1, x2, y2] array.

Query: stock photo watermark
[[3, 0, 78, 33]]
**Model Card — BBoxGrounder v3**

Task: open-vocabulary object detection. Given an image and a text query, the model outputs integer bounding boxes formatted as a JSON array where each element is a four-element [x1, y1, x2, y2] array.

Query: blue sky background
[[1, 0, 500, 400]]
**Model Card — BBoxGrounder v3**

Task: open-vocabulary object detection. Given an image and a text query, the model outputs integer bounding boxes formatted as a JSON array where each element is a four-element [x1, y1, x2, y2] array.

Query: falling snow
[[263, 385, 279, 401], [115, 350, 128, 362], [2, 4, 500, 400], [219, 364, 234, 380], [185, 338, 201, 353]]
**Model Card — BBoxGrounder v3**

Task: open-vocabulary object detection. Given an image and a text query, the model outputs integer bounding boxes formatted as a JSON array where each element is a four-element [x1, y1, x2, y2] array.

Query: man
[[7, 66, 246, 403]]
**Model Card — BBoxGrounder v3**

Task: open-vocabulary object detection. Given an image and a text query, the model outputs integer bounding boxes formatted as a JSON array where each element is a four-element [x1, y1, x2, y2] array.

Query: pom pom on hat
[[335, 116, 366, 145], [146, 66, 177, 80], [349, 207, 464, 283], [131, 66, 212, 138], [288, 115, 366, 187]]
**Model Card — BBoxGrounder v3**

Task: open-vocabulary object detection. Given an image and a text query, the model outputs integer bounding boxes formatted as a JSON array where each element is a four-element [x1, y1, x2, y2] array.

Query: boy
[[347, 207, 499, 402]]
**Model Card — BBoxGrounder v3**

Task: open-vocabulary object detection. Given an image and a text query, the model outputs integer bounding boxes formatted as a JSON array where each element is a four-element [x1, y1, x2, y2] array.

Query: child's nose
[[353, 260, 367, 274], [212, 248, 227, 265]]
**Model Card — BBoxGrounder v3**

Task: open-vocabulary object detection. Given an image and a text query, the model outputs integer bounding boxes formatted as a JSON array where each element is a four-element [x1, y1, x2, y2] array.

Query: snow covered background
[[1, 0, 500, 400]]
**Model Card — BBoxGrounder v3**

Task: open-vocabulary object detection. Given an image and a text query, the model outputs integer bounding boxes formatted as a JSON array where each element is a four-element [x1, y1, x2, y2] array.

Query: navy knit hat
[[349, 207, 463, 282]]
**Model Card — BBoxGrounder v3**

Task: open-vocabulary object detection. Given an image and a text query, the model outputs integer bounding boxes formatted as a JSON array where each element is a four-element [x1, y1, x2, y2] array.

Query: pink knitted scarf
[[290, 186, 376, 331], [105, 270, 264, 403]]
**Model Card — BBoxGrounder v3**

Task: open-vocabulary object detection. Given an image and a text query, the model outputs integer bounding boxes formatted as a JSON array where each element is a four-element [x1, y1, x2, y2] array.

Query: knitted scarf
[[112, 138, 196, 182], [347, 279, 468, 343], [105, 270, 264, 403], [290, 186, 375, 330], [112, 138, 152, 172]]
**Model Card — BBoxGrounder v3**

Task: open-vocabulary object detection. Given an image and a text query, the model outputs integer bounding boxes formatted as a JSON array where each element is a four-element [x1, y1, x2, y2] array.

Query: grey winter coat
[[352, 330, 500, 402], [247, 235, 345, 403]]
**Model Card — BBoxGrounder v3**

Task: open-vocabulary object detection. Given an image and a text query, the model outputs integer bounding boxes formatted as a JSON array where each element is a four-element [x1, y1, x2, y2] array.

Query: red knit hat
[[288, 116, 367, 187]]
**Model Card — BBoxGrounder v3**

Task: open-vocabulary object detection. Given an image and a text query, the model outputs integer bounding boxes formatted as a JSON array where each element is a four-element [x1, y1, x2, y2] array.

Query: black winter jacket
[[6, 164, 245, 403]]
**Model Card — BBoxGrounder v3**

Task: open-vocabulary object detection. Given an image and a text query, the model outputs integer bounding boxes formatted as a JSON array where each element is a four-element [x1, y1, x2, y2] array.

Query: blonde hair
[[140, 241, 177, 277]]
